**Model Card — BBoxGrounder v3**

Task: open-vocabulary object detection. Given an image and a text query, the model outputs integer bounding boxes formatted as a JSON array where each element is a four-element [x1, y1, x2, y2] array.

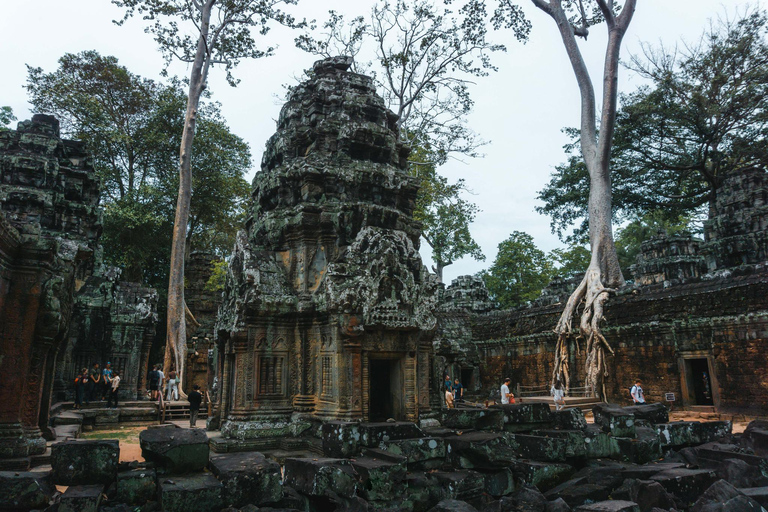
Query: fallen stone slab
[[283, 458, 357, 499], [59, 484, 104, 512], [209, 451, 283, 507], [513, 460, 573, 492], [430, 470, 484, 503], [544, 477, 613, 508], [512, 434, 568, 462], [359, 421, 424, 447], [428, 499, 479, 512], [350, 455, 407, 502], [717, 457, 767, 488], [743, 420, 768, 457], [649, 467, 718, 507], [623, 403, 669, 425], [491, 403, 553, 433], [116, 467, 156, 505], [593, 404, 636, 438], [551, 408, 588, 431], [441, 408, 505, 431], [404, 471, 434, 511], [444, 431, 518, 469], [380, 437, 447, 470], [0, 470, 54, 510], [615, 426, 662, 464], [546, 497, 571, 512], [322, 421, 361, 458], [620, 462, 684, 480], [158, 473, 224, 512], [611, 478, 676, 511], [575, 501, 640, 512], [139, 427, 209, 474], [571, 461, 627, 489], [487, 486, 548, 512], [80, 408, 120, 427], [740, 487, 768, 508], [690, 479, 764, 512], [483, 468, 516, 498], [51, 439, 119, 485], [584, 424, 620, 459], [656, 421, 732, 448], [533, 429, 587, 459]]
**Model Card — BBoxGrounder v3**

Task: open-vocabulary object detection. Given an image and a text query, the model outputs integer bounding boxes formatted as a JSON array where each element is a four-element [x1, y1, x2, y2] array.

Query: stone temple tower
[[215, 57, 438, 439]]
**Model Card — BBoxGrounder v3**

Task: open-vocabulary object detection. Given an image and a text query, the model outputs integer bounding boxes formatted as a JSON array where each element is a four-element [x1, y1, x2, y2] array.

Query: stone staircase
[[162, 401, 209, 421]]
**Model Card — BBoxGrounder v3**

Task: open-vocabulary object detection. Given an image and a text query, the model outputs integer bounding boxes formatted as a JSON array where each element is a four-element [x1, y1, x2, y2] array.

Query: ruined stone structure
[[215, 57, 438, 439], [436, 167, 768, 414]]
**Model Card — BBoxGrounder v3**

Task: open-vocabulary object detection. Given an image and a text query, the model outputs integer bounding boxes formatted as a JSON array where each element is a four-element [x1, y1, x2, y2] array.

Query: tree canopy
[[537, 8, 768, 241]]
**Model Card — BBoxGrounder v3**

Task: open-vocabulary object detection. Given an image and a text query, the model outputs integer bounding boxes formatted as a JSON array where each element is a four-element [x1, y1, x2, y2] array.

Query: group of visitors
[[148, 364, 181, 402], [73, 362, 121, 409], [443, 374, 465, 409]]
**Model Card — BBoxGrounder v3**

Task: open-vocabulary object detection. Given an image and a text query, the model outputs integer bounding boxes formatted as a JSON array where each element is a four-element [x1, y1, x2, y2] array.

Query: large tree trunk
[[165, 1, 214, 400]]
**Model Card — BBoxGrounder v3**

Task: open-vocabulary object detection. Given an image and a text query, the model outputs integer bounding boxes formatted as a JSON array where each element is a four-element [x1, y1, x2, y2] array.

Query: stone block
[[743, 420, 768, 457], [741, 487, 768, 508], [51, 439, 119, 485], [209, 451, 282, 507], [139, 427, 209, 474], [441, 408, 505, 431], [158, 473, 224, 512], [445, 431, 518, 469], [380, 437, 447, 470], [623, 403, 669, 424], [691, 479, 764, 512], [533, 430, 587, 458], [428, 499, 479, 512], [59, 484, 104, 512], [491, 403, 553, 432], [593, 404, 636, 438], [322, 421, 361, 458], [656, 421, 732, 448], [283, 458, 357, 499], [584, 425, 620, 459], [649, 468, 718, 506], [0, 470, 54, 510], [483, 468, 516, 497], [717, 458, 766, 488], [574, 501, 640, 512], [620, 462, 684, 480], [546, 497, 571, 512], [359, 421, 425, 447], [430, 470, 484, 503], [350, 455, 407, 502], [404, 471, 434, 511], [512, 434, 568, 462], [489, 486, 548, 512], [513, 461, 573, 491], [116, 468, 156, 505], [615, 427, 663, 464], [551, 408, 588, 431], [611, 478, 676, 511]]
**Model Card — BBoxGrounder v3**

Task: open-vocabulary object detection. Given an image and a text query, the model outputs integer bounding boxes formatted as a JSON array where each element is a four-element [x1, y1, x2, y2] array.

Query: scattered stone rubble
[[1, 403, 766, 511]]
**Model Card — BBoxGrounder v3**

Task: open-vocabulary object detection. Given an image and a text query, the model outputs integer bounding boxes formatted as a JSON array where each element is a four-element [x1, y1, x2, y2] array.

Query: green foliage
[[204, 260, 228, 293], [26, 51, 251, 284], [0, 106, 16, 131], [549, 243, 590, 280], [537, 8, 768, 241], [480, 231, 554, 308], [614, 211, 695, 272]]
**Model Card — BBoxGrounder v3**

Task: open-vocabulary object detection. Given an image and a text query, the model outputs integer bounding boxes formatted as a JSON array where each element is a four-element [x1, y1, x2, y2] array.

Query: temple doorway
[[684, 358, 714, 405], [368, 358, 404, 421]]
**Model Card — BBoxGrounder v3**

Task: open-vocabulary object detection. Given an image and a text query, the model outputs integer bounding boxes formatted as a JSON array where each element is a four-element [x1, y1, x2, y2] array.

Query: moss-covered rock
[[116, 468, 156, 506], [59, 484, 104, 512], [209, 451, 282, 507], [51, 439, 119, 485], [158, 473, 224, 512], [283, 458, 358, 499], [139, 427, 209, 474], [0, 470, 54, 510]]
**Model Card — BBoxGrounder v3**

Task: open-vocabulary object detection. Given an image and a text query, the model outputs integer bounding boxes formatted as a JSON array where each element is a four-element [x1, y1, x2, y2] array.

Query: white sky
[[0, 1, 752, 284]]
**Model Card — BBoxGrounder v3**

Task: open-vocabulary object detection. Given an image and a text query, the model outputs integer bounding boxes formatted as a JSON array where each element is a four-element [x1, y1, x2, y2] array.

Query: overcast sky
[[0, 1, 753, 284]]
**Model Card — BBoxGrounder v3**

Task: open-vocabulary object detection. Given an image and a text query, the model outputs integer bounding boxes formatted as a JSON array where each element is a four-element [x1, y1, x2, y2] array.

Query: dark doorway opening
[[685, 358, 714, 405], [369, 358, 403, 421], [460, 368, 474, 392]]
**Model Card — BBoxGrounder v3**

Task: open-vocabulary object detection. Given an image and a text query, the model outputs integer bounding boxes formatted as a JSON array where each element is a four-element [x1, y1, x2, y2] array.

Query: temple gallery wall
[[0, 57, 767, 467]]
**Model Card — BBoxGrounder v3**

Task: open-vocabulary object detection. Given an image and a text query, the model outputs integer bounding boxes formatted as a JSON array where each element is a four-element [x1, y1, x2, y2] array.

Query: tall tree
[[113, 0, 301, 392], [515, 0, 637, 397], [297, 0, 530, 280], [537, 8, 768, 241], [0, 106, 16, 131]]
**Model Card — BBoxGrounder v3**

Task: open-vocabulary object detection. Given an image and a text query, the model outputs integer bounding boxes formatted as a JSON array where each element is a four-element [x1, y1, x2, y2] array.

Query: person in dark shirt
[[188, 384, 203, 428], [88, 363, 101, 403], [74, 368, 88, 409], [453, 378, 464, 403]]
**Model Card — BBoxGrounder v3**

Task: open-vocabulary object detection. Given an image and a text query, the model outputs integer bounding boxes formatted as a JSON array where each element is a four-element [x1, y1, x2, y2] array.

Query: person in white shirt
[[107, 371, 121, 409], [551, 380, 566, 411], [631, 379, 646, 404], [500, 378, 514, 405]]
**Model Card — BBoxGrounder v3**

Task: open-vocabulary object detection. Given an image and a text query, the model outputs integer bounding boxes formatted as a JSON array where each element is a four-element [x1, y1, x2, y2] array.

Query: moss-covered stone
[[615, 426, 662, 464], [351, 456, 407, 501], [158, 473, 224, 512], [533, 429, 587, 459], [0, 470, 54, 510], [51, 439, 119, 485], [445, 431, 518, 469], [116, 468, 156, 506], [59, 484, 104, 512], [649, 468, 718, 507], [593, 404, 636, 438], [441, 408, 504, 431], [209, 451, 282, 507], [491, 403, 553, 433], [511, 434, 568, 462], [380, 437, 447, 470], [283, 458, 358, 499], [139, 427, 209, 474], [512, 460, 573, 491]]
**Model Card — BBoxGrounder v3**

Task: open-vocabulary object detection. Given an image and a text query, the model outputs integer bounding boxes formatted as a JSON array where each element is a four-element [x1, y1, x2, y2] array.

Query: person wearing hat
[[188, 384, 203, 427], [102, 362, 113, 402]]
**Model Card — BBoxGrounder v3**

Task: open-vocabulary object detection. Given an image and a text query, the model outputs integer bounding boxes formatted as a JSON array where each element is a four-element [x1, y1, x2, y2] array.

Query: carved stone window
[[258, 356, 284, 396], [321, 356, 333, 397]]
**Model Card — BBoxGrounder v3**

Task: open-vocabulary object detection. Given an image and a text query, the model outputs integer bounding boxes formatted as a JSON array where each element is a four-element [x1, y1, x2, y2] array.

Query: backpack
[[149, 370, 159, 385]]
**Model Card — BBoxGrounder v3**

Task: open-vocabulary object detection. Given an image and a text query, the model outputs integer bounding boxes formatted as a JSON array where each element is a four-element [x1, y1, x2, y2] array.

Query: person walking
[[102, 362, 113, 401], [107, 371, 121, 409], [551, 380, 566, 411], [157, 365, 166, 400], [188, 384, 203, 428], [453, 378, 464, 403], [166, 369, 179, 402], [631, 379, 646, 404], [444, 374, 454, 409], [500, 378, 515, 405], [88, 363, 101, 403], [149, 365, 160, 400], [74, 368, 88, 409]]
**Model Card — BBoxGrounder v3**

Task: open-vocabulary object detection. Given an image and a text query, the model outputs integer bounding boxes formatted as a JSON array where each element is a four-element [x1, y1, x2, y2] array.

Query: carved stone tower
[[216, 57, 438, 439]]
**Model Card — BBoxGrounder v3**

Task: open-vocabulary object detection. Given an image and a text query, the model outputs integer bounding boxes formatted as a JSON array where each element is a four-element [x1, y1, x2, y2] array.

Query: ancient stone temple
[[630, 232, 704, 286], [0, 115, 102, 466], [215, 57, 438, 439]]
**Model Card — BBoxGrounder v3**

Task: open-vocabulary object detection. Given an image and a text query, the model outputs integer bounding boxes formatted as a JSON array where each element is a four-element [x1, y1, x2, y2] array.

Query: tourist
[[551, 380, 566, 411], [631, 379, 646, 404], [157, 365, 166, 400], [74, 368, 88, 409], [500, 378, 514, 405], [102, 362, 113, 401], [149, 365, 160, 400], [444, 374, 454, 409], [166, 369, 179, 402], [453, 378, 464, 403], [88, 363, 101, 402], [107, 371, 121, 409], [188, 384, 203, 427]]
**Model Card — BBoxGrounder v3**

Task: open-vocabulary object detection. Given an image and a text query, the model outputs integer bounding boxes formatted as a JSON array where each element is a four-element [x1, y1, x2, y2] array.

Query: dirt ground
[[80, 426, 145, 462]]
